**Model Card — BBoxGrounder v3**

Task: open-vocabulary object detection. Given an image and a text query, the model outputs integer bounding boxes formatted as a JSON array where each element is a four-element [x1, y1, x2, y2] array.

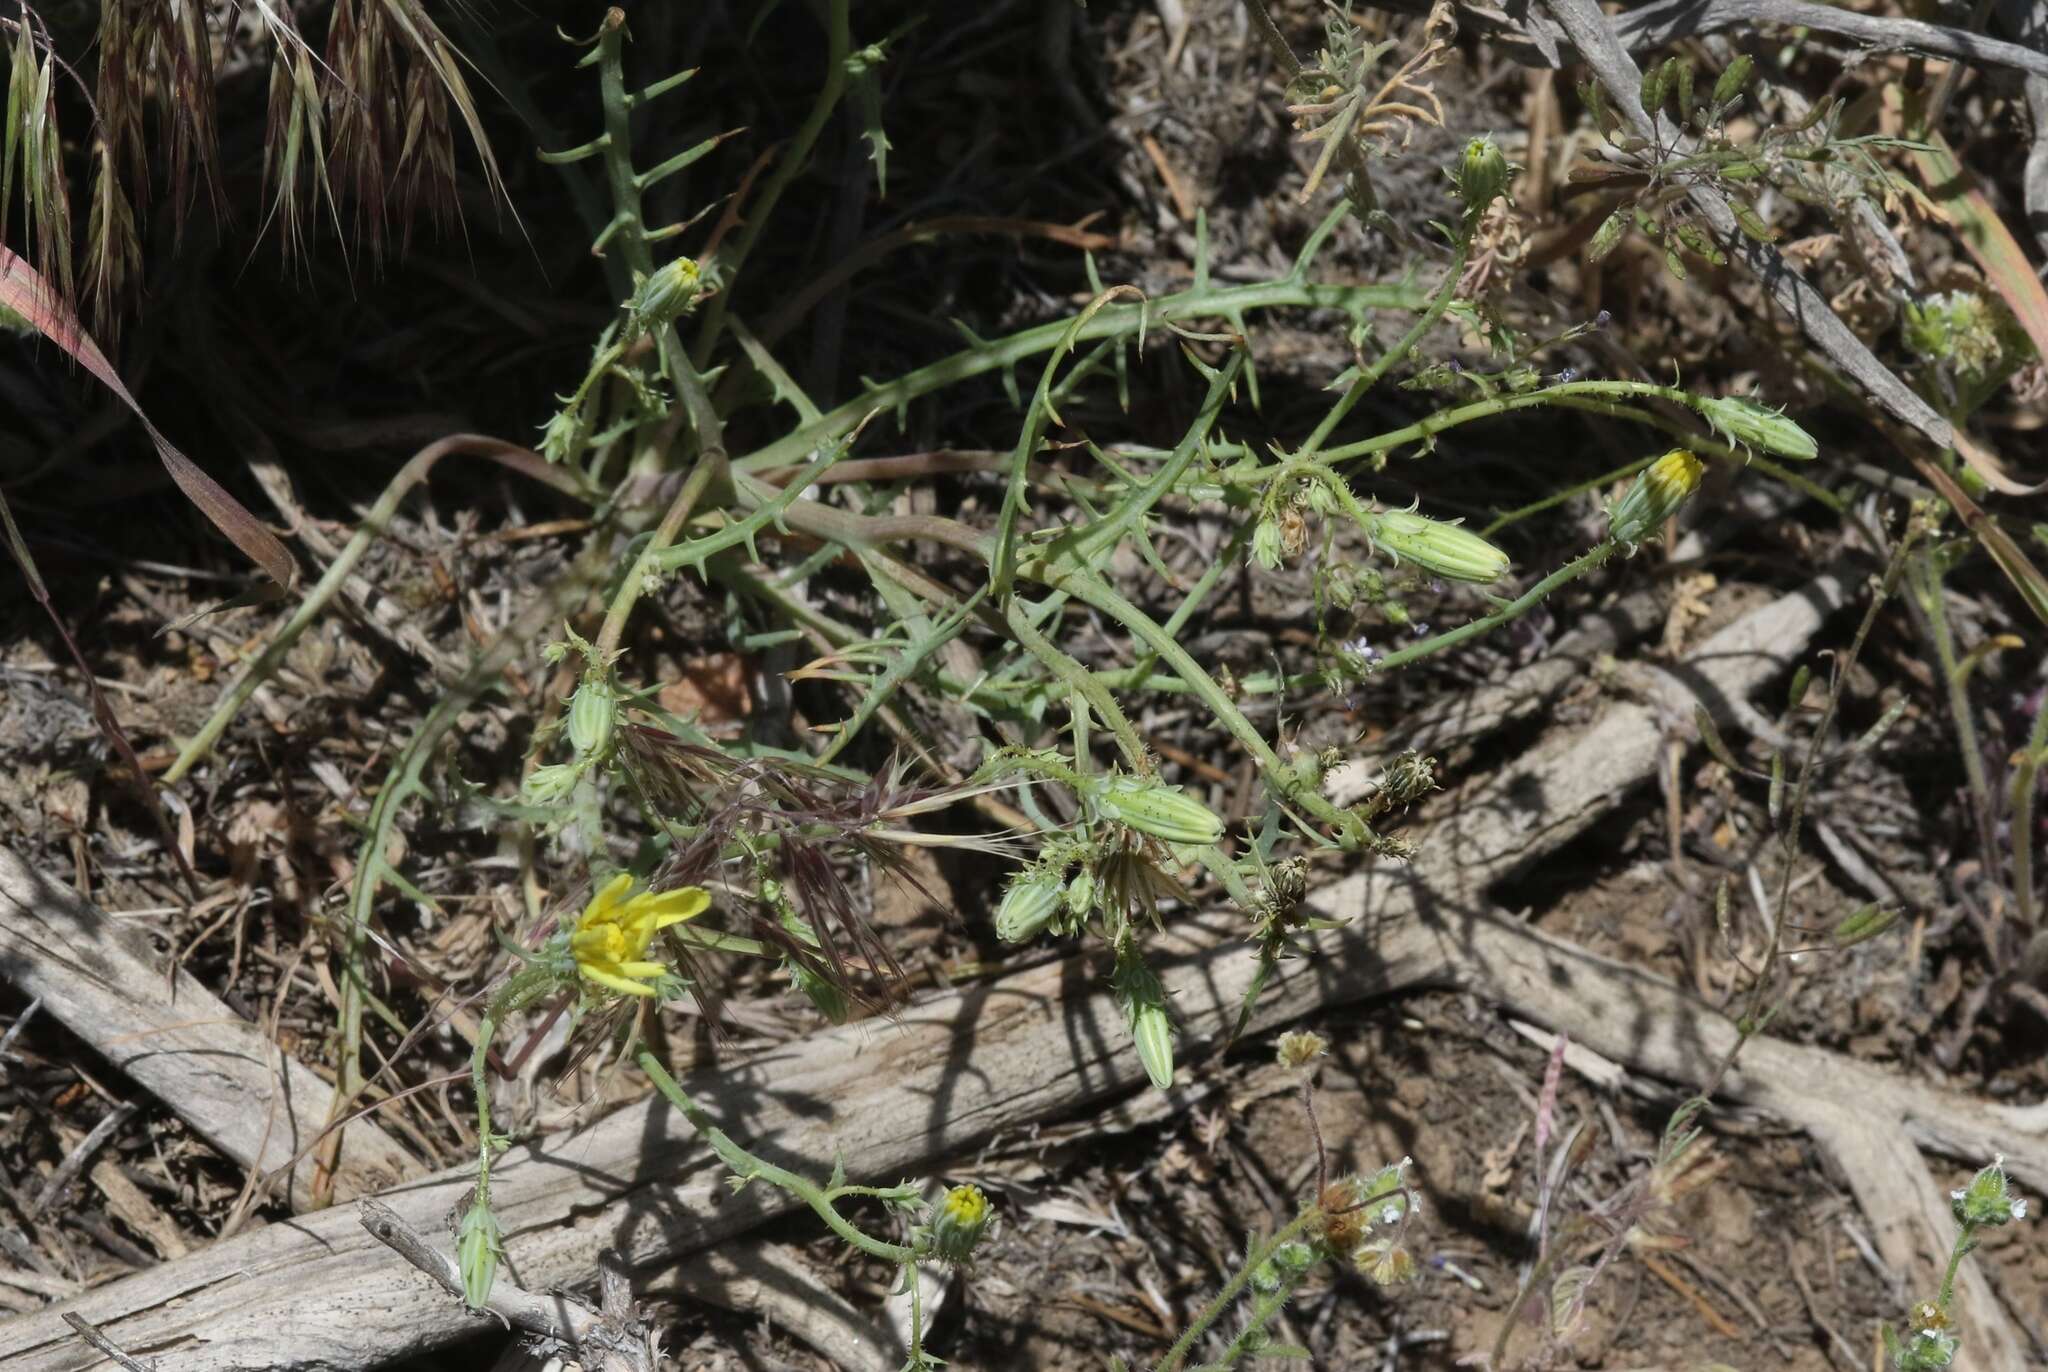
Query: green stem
[[1369, 542, 1619, 675], [595, 450, 724, 658], [1298, 240, 1471, 456], [594, 14, 654, 279], [585, 12, 733, 659], [731, 280, 1425, 476], [1004, 597, 1147, 769], [1048, 568, 1363, 842], [470, 964, 561, 1201], [1319, 379, 1706, 465], [636, 1050, 916, 1264], [1155, 1209, 1319, 1372], [1704, 520, 1921, 1100], [691, 0, 851, 366], [1912, 548, 1999, 886], [1214, 1278, 1304, 1368], [2010, 673, 2048, 926], [1937, 1219, 1978, 1312]]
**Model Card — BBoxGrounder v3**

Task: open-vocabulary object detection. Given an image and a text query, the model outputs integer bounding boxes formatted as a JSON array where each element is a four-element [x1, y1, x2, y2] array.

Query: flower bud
[[1697, 396, 1817, 460], [1952, 1155, 2028, 1227], [1250, 517, 1284, 570], [1065, 867, 1096, 919], [1456, 135, 1510, 220], [1887, 1326, 1959, 1372], [1093, 774, 1225, 846], [1606, 449, 1704, 548], [994, 868, 1064, 944], [1273, 1240, 1316, 1275], [538, 406, 585, 466], [568, 676, 617, 758], [1369, 509, 1510, 584], [629, 255, 702, 336], [524, 762, 581, 805], [458, 1196, 504, 1309], [929, 1183, 993, 1263], [1115, 958, 1176, 1091]]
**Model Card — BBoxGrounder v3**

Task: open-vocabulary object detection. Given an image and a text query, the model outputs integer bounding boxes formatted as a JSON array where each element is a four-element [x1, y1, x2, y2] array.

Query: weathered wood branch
[[2, 574, 2037, 1371], [0, 850, 423, 1210], [1364, 0, 2048, 80]]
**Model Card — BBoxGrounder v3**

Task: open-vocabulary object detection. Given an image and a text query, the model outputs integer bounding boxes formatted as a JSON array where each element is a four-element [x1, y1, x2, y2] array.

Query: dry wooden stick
[[358, 1199, 652, 1372], [1, 576, 2036, 1372], [0, 850, 423, 1210], [1358, 0, 2048, 80], [1539, 0, 2036, 494]]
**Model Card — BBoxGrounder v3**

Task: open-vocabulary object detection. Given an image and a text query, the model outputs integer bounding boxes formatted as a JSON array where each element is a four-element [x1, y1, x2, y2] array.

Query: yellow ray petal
[[578, 964, 657, 997], [580, 873, 635, 928], [632, 887, 711, 926]]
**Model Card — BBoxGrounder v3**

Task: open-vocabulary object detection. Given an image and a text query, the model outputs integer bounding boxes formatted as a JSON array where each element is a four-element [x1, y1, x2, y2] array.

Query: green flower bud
[[1250, 517, 1285, 570], [1697, 396, 1816, 461], [537, 405, 586, 465], [994, 868, 1064, 944], [1607, 449, 1704, 548], [458, 1196, 504, 1310], [1273, 1240, 1317, 1275], [628, 255, 702, 336], [929, 1183, 993, 1263], [1887, 1326, 1959, 1372], [1952, 1155, 2028, 1227], [568, 676, 617, 758], [1065, 868, 1096, 919], [1456, 135, 1510, 219], [1093, 774, 1225, 846], [1369, 509, 1511, 584], [523, 762, 582, 805], [1115, 958, 1176, 1091]]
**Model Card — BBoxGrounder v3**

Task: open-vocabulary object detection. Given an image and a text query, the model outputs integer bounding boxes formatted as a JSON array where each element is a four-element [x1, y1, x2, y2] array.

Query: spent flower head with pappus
[[1276, 1029, 1329, 1070]]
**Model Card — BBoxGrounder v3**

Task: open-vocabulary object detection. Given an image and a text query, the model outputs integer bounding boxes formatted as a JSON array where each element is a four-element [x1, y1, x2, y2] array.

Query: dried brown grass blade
[[1912, 456, 2048, 630], [0, 244, 299, 593]]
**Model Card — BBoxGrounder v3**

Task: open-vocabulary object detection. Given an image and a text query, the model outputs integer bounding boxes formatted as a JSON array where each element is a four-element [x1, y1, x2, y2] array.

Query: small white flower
[[1380, 1203, 1402, 1225], [2013, 1198, 2029, 1221]]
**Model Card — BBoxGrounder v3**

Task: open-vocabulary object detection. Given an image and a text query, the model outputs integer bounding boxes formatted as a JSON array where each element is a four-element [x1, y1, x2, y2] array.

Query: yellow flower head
[[930, 1183, 993, 1262], [941, 1184, 989, 1229], [1607, 448, 1705, 548], [570, 873, 709, 998]]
